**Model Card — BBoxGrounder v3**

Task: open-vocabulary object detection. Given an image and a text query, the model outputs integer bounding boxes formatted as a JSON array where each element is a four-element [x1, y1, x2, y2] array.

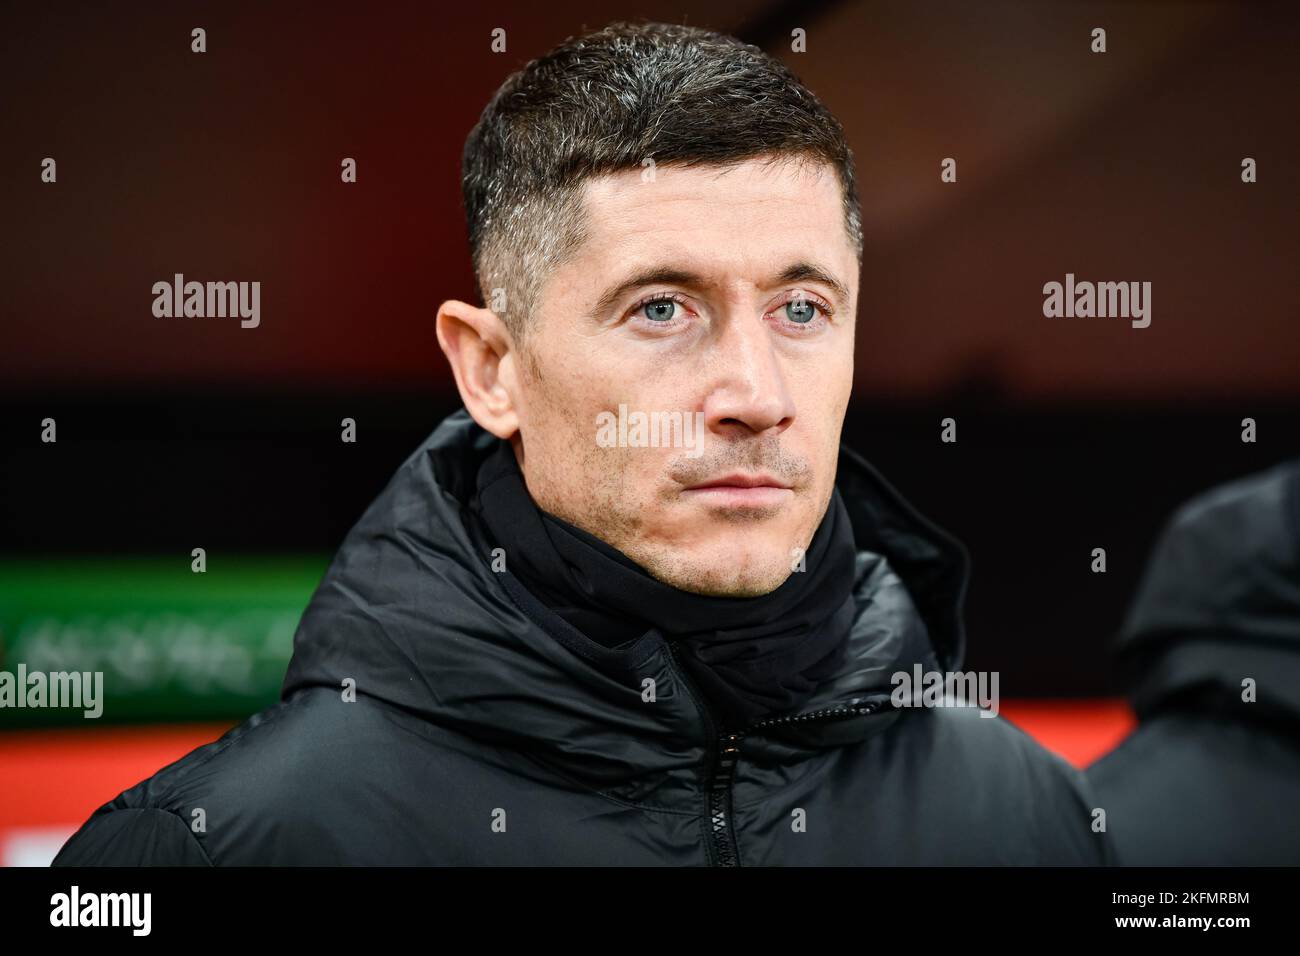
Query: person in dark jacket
[[53, 20, 1108, 866], [1088, 461, 1300, 866]]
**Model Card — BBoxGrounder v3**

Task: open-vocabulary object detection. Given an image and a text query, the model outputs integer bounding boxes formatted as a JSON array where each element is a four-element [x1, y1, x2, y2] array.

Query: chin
[[653, 541, 794, 597]]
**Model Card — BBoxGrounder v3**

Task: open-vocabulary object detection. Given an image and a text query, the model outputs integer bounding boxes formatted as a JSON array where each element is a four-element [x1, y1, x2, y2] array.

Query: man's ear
[[435, 299, 520, 440]]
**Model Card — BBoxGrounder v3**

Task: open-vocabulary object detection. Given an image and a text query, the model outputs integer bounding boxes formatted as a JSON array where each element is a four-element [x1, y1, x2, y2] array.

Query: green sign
[[0, 556, 328, 727]]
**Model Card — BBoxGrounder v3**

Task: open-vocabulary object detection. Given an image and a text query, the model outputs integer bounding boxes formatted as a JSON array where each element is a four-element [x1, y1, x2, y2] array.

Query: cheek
[[789, 365, 850, 485], [789, 358, 850, 427]]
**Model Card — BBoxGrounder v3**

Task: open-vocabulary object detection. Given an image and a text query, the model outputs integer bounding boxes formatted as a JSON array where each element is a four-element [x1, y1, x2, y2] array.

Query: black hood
[[281, 408, 968, 797], [1113, 460, 1300, 722]]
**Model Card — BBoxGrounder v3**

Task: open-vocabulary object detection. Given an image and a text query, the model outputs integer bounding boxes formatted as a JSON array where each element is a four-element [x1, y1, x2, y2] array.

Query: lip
[[682, 473, 794, 509], [685, 473, 793, 491]]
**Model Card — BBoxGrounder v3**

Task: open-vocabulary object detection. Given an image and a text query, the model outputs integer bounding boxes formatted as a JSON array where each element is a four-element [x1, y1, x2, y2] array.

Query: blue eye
[[641, 299, 679, 322], [785, 298, 818, 323]]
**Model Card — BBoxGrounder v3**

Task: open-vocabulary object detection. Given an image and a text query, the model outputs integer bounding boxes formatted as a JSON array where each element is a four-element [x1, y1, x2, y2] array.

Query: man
[[54, 20, 1107, 866], [1088, 461, 1300, 865]]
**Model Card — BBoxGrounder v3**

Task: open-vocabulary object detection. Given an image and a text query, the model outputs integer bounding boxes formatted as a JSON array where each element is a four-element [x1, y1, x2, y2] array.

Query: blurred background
[[2, 0, 1297, 864]]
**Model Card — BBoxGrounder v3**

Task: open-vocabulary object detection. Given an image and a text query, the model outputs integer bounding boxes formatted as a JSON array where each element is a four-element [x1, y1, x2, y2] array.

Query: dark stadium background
[[2, 0, 1297, 864]]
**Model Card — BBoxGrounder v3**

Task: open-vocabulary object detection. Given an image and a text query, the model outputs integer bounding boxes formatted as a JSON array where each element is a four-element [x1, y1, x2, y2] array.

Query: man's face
[[510, 156, 857, 596]]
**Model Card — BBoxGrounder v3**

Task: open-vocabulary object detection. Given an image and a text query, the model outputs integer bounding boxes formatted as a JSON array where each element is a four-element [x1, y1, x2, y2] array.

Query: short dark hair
[[461, 19, 864, 345]]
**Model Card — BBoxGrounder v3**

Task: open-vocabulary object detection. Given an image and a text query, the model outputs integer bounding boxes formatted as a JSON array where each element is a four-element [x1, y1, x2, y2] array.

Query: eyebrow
[[588, 260, 853, 320]]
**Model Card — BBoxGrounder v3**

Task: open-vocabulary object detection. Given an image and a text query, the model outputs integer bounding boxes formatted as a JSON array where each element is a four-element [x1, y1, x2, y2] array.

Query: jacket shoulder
[[52, 807, 212, 866], [54, 689, 383, 865], [892, 705, 1115, 865]]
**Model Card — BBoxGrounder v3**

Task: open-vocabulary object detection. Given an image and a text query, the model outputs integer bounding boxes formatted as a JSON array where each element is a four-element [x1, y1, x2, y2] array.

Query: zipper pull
[[714, 731, 744, 786]]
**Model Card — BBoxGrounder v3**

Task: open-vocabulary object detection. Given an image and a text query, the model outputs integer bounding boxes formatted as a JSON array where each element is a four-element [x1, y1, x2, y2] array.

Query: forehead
[[571, 157, 856, 281]]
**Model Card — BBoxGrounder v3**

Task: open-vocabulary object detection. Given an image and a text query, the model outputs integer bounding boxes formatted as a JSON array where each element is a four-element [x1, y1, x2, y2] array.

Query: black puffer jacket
[[1088, 460, 1300, 865], [54, 409, 1110, 866]]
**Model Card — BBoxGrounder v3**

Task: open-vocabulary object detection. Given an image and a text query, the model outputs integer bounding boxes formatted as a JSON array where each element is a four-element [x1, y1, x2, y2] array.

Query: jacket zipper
[[709, 730, 744, 866], [664, 639, 888, 867]]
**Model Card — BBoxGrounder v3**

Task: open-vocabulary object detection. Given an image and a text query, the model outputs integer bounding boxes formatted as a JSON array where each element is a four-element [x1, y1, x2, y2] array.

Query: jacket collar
[[282, 408, 969, 798]]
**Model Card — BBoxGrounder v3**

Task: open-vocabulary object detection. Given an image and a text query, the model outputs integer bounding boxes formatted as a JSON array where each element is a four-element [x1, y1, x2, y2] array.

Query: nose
[[700, 312, 796, 439]]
